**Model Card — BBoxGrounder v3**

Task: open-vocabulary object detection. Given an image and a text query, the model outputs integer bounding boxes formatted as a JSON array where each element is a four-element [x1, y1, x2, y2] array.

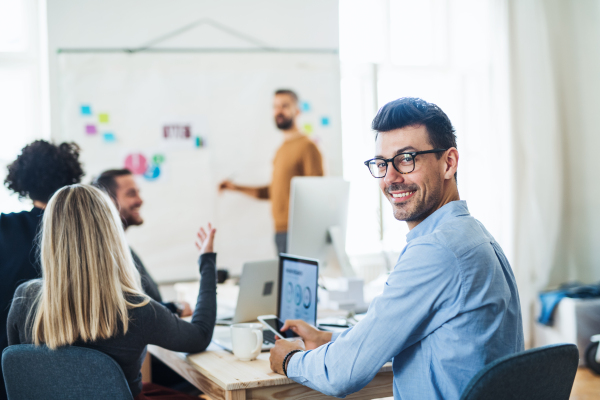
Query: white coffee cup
[[231, 323, 263, 361]]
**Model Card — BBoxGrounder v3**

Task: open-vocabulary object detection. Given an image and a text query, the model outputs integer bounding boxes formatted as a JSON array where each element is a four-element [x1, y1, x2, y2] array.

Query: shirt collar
[[405, 200, 470, 242]]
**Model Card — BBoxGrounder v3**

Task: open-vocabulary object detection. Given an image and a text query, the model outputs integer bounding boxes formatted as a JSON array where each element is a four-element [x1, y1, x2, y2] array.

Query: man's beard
[[387, 182, 441, 222], [121, 210, 143, 228], [275, 114, 294, 130]]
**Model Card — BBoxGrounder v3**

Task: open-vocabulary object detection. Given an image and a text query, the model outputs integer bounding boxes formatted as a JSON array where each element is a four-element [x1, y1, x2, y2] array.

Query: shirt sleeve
[[142, 253, 217, 353], [302, 142, 324, 177], [256, 185, 270, 199], [286, 242, 463, 398], [6, 282, 30, 345]]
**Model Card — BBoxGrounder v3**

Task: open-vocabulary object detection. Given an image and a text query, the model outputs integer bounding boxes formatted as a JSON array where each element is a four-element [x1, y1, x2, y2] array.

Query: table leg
[[141, 353, 152, 383], [225, 389, 246, 400]]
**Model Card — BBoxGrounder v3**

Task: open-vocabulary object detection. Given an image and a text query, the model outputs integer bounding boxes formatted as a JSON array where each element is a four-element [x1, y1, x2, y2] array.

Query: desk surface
[[149, 342, 393, 400], [151, 281, 394, 399]]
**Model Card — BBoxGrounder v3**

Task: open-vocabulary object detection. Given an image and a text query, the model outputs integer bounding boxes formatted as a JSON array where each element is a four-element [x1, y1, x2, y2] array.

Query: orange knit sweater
[[257, 135, 323, 232]]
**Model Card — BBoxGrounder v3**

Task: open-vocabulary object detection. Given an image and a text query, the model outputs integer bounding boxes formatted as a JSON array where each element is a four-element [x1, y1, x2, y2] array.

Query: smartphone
[[257, 315, 299, 340]]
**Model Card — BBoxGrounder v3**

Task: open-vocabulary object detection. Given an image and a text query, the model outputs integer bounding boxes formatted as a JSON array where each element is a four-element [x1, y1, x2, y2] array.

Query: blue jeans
[[275, 232, 287, 255]]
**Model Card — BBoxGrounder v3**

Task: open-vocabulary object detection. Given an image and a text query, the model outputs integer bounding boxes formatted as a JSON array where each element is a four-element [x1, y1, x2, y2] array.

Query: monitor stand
[[327, 226, 356, 277]]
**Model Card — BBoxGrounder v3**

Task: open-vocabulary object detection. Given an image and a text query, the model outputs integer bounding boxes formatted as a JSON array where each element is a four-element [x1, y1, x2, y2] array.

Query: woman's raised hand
[[195, 223, 216, 255]]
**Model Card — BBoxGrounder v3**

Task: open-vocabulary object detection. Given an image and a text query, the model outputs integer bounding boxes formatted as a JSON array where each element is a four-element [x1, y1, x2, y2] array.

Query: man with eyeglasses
[[269, 97, 524, 400], [218, 89, 323, 254]]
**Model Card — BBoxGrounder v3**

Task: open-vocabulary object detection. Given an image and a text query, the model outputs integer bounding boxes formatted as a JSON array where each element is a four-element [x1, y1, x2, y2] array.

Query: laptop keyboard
[[263, 330, 277, 345]]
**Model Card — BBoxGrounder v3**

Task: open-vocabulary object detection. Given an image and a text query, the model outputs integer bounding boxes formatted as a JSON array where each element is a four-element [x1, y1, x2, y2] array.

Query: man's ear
[[444, 148, 459, 180]]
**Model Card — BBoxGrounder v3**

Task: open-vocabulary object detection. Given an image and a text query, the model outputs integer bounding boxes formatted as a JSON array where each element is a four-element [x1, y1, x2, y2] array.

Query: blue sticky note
[[144, 164, 161, 180], [321, 116, 330, 126], [103, 132, 116, 142], [81, 105, 92, 115], [301, 101, 311, 112]]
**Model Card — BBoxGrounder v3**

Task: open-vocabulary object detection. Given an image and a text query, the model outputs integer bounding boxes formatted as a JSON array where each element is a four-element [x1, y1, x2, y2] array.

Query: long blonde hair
[[30, 184, 149, 349]]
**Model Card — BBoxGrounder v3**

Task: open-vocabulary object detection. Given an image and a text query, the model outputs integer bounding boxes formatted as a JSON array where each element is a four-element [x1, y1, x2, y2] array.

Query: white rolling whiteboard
[[57, 52, 342, 282]]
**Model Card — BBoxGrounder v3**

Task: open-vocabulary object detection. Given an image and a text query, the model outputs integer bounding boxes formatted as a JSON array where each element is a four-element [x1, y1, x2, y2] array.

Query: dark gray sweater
[[6, 253, 217, 397]]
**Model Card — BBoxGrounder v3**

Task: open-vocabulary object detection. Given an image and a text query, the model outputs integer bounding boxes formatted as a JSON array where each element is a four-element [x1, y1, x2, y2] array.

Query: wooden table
[[148, 340, 393, 400], [570, 367, 600, 400], [151, 282, 393, 399]]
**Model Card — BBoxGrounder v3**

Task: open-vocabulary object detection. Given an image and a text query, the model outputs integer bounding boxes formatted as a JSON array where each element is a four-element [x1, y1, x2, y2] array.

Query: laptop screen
[[278, 254, 319, 326]]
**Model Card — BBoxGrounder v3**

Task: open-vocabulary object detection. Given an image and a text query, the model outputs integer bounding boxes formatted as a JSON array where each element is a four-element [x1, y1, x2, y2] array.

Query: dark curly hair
[[4, 140, 84, 203]]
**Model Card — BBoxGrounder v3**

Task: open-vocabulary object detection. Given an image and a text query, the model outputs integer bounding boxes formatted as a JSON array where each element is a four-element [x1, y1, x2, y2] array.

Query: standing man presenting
[[219, 89, 323, 254], [269, 97, 524, 399]]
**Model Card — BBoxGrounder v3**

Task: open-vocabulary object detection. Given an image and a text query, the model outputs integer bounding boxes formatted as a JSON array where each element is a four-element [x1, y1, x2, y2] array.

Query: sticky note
[[303, 123, 314, 134], [80, 105, 92, 115], [103, 132, 116, 142], [144, 164, 161, 180], [124, 153, 148, 175], [85, 125, 97, 135], [321, 117, 330, 126], [98, 113, 109, 123], [152, 154, 165, 165], [301, 101, 311, 112]]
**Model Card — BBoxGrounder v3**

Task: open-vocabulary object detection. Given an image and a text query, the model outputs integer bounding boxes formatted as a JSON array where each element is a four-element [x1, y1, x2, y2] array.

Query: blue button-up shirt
[[287, 200, 524, 399]]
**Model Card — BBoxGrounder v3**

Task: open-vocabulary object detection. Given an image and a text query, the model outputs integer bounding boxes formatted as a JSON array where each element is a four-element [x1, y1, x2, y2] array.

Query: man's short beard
[[387, 182, 441, 223], [394, 201, 435, 222], [121, 214, 143, 229], [275, 115, 294, 130]]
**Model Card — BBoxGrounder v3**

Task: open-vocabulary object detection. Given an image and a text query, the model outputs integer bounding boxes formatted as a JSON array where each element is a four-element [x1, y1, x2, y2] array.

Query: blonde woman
[[7, 184, 217, 400]]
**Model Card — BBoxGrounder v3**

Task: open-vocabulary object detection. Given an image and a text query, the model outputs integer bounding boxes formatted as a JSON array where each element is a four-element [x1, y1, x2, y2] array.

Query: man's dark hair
[[91, 169, 132, 202], [4, 140, 84, 203], [372, 97, 457, 180], [274, 89, 299, 103]]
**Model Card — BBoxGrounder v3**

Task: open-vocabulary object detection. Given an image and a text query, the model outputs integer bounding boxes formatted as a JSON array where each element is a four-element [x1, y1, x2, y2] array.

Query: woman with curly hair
[[0, 140, 84, 400]]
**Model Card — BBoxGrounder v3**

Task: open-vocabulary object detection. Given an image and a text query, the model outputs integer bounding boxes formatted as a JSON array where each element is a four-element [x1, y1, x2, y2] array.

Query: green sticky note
[[99, 113, 109, 123], [153, 154, 165, 165], [304, 123, 314, 134]]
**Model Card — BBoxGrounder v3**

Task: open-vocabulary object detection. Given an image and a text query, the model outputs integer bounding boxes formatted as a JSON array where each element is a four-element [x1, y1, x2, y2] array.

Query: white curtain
[[0, 0, 50, 212], [509, 0, 600, 345]]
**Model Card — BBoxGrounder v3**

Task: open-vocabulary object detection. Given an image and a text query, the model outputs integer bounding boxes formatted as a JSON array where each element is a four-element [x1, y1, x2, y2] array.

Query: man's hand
[[269, 339, 304, 375], [281, 319, 332, 350], [195, 223, 216, 254], [218, 180, 236, 192]]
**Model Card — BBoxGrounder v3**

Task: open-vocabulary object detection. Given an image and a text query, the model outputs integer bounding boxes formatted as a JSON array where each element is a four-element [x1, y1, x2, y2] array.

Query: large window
[[0, 0, 50, 212], [340, 0, 512, 278]]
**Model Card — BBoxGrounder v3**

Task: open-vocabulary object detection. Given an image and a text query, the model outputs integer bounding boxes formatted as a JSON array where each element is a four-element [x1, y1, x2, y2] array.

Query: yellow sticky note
[[304, 123, 314, 134], [99, 113, 109, 123]]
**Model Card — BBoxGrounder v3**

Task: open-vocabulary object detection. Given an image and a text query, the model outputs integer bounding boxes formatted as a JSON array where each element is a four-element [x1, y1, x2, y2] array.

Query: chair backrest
[[460, 343, 579, 400], [2, 344, 133, 400]]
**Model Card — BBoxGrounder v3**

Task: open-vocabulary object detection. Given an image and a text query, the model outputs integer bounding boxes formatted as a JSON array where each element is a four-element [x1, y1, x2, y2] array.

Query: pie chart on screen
[[303, 287, 311, 309]]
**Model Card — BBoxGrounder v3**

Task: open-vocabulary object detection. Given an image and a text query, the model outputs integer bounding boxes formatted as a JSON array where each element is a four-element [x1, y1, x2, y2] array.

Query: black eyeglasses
[[364, 149, 449, 178]]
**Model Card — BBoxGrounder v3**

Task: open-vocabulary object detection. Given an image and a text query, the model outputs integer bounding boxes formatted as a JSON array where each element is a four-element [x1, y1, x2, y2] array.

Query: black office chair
[[2, 344, 133, 400], [460, 343, 579, 400]]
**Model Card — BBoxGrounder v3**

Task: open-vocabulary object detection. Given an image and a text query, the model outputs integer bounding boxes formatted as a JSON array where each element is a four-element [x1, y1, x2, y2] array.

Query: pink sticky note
[[86, 125, 97, 135], [124, 153, 148, 175]]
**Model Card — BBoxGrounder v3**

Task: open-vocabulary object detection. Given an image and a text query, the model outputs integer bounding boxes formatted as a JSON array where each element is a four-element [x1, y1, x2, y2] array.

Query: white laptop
[[212, 254, 319, 352], [212, 260, 278, 350]]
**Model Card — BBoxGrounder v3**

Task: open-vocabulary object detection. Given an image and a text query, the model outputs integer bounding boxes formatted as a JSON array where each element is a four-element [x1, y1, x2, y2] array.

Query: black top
[[0, 207, 44, 400], [7, 253, 217, 397], [131, 248, 185, 315], [131, 249, 163, 302]]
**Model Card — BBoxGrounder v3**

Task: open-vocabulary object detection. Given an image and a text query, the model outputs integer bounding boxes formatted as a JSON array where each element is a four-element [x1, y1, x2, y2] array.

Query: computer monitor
[[277, 254, 318, 325], [287, 177, 355, 277]]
